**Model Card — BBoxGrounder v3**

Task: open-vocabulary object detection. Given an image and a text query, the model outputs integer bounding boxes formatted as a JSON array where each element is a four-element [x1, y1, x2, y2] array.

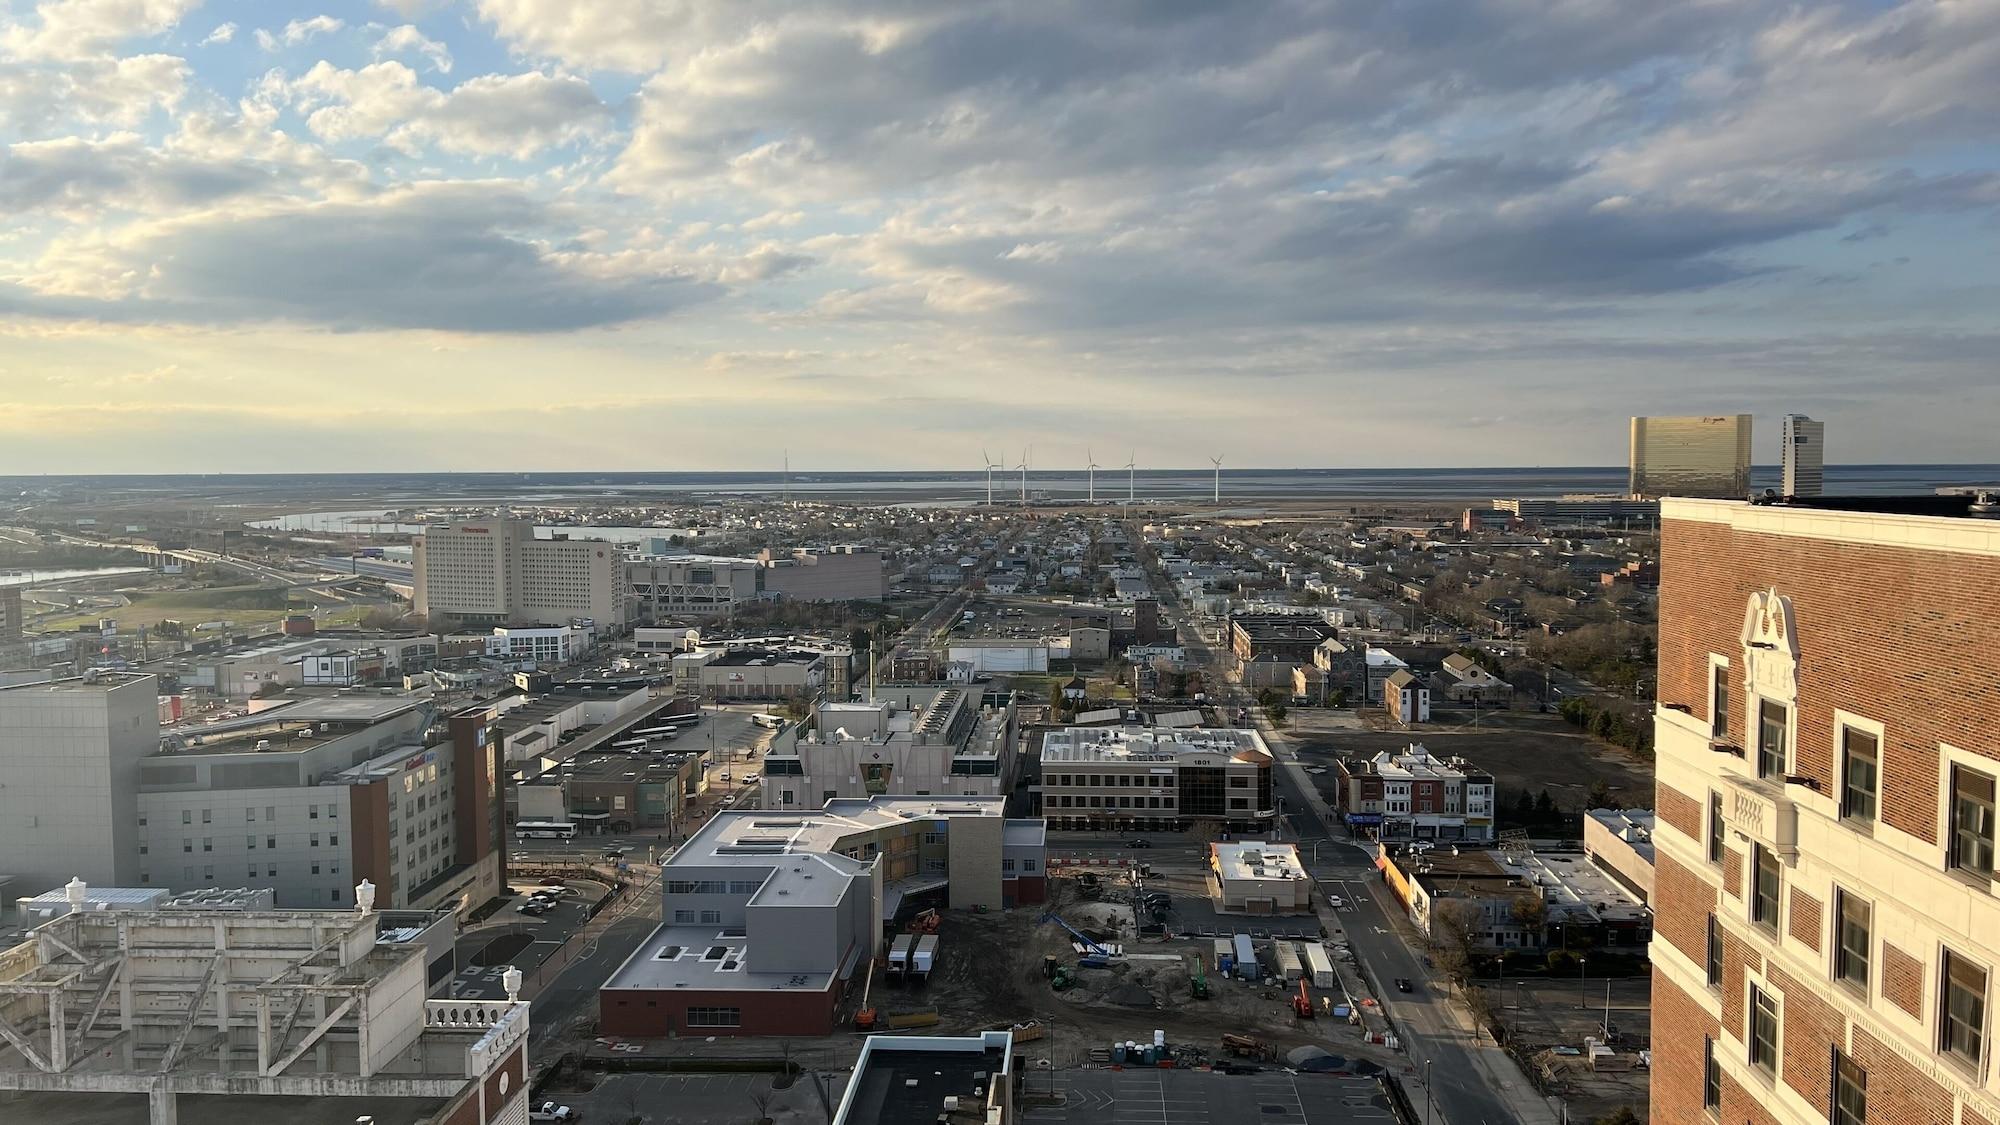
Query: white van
[[750, 713, 784, 729]]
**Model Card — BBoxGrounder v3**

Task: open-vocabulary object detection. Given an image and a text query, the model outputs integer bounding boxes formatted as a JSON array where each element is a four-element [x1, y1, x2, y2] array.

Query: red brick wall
[[1650, 972, 1722, 1125], [1654, 853, 1717, 964], [348, 779, 395, 903], [1721, 927, 1764, 1039], [1772, 966, 1839, 1115], [1789, 889, 1822, 952], [1852, 1025, 1955, 1125], [1658, 784, 1702, 842], [600, 984, 839, 1037], [1723, 847, 1743, 899], [1658, 517, 2000, 844], [1882, 943, 1925, 1020]]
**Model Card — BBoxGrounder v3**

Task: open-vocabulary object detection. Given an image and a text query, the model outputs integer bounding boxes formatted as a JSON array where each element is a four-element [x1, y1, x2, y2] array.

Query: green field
[[33, 585, 370, 635]]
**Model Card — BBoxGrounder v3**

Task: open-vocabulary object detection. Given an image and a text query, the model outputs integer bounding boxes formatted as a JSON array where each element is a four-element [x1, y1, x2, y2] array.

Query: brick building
[[1649, 495, 2000, 1125], [1332, 744, 1495, 842]]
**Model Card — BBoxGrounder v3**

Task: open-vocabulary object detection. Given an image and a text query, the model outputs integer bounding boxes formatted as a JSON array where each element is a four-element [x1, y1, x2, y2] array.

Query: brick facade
[[1657, 783, 1702, 842], [1654, 853, 1716, 963], [1787, 889, 1821, 953], [1882, 942, 1924, 1021], [1651, 973, 1722, 1125], [1852, 1026, 1956, 1125], [1722, 846, 1743, 899], [1659, 517, 2000, 845], [600, 982, 841, 1037], [1772, 966, 1838, 1115]]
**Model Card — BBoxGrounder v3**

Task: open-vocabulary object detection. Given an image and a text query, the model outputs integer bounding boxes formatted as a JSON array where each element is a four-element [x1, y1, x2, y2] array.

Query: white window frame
[[1834, 710, 1885, 826], [1708, 654, 1731, 740]]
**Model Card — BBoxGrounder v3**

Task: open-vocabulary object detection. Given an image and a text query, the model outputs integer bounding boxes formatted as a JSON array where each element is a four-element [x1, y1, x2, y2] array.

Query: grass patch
[[35, 584, 369, 635]]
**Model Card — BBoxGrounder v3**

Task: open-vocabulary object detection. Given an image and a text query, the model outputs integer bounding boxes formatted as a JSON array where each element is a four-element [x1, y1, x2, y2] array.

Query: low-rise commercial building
[[833, 1032, 1016, 1125], [946, 639, 1050, 674], [1333, 744, 1495, 843], [599, 796, 1043, 1037], [1228, 613, 1337, 665], [690, 647, 829, 700], [1208, 841, 1313, 915], [760, 687, 1017, 810], [1582, 807, 1655, 904], [1040, 726, 1275, 833], [759, 546, 886, 601], [518, 745, 700, 836]]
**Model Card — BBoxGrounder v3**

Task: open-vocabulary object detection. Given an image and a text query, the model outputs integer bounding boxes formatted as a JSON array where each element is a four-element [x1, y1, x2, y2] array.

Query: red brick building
[[1650, 496, 2000, 1125]]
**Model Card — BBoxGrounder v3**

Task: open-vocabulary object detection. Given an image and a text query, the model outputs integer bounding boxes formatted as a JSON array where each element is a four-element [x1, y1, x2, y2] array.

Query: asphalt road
[[1020, 1068, 1394, 1125], [1140, 561, 1548, 1125]]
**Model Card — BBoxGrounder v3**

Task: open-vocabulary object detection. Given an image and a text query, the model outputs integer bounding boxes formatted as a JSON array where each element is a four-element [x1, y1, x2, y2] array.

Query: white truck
[[529, 1103, 576, 1123], [911, 935, 939, 982]]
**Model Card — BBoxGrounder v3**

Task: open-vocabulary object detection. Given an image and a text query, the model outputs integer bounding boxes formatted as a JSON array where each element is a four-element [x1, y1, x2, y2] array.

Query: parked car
[[529, 1103, 576, 1123], [540, 877, 567, 887], [517, 900, 550, 916], [1394, 978, 1413, 993], [1327, 894, 1345, 909]]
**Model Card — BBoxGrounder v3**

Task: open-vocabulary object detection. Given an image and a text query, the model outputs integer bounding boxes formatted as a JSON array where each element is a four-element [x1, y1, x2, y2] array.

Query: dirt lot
[[1479, 976, 1652, 1122], [854, 879, 1397, 1072], [1289, 710, 1654, 815]]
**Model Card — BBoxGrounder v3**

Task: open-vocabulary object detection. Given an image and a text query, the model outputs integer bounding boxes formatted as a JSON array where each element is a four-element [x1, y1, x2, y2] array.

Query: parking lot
[[1020, 1069, 1394, 1125], [449, 877, 609, 997]]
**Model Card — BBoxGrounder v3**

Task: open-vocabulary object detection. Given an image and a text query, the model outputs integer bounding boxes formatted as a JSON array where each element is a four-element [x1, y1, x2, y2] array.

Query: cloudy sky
[[0, 0, 1995, 473]]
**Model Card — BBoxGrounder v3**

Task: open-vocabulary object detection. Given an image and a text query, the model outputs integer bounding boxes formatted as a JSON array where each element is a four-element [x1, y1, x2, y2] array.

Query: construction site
[[827, 869, 1402, 1076]]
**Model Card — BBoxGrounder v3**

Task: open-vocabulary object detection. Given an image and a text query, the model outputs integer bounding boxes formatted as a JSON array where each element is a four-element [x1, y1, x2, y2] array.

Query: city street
[[1142, 553, 1556, 1125]]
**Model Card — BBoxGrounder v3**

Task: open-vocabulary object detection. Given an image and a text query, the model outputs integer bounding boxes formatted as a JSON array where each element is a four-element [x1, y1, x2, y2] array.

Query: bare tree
[[1428, 898, 1483, 986], [747, 1088, 775, 1125]]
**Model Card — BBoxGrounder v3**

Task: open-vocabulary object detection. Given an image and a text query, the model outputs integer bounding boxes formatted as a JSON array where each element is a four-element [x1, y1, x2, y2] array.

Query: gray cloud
[[6, 183, 722, 332]]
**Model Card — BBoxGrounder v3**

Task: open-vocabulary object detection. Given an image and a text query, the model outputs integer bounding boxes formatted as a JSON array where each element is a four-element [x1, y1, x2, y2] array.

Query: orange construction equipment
[[1292, 978, 1316, 1018], [910, 908, 941, 934], [853, 956, 878, 1031]]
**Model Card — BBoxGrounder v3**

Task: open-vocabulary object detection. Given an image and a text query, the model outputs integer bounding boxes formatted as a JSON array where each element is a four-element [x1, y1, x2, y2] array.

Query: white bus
[[631, 725, 680, 740], [515, 821, 577, 841], [609, 738, 649, 752], [750, 713, 784, 729]]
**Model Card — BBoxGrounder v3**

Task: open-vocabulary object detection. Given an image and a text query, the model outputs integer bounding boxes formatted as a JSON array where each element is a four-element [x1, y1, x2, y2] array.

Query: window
[[246, 836, 256, 850], [1836, 892, 1871, 991], [266, 806, 276, 821], [1003, 858, 1017, 872], [922, 832, 946, 845], [673, 909, 697, 923], [1841, 728, 1879, 823], [1708, 793, 1725, 864], [329, 833, 338, 846], [1757, 700, 1788, 778], [310, 806, 319, 819], [1833, 1051, 1866, 1125], [138, 843, 148, 855], [331, 889, 341, 902], [1711, 663, 1730, 739], [310, 834, 320, 847], [1951, 767, 1995, 877], [686, 1007, 740, 1028], [266, 835, 276, 849], [1753, 846, 1781, 930], [201, 837, 212, 853], [202, 865, 213, 881], [1944, 951, 1987, 1065], [246, 808, 254, 822], [248, 865, 257, 879], [1749, 986, 1779, 1073], [311, 863, 321, 875], [1703, 1037, 1722, 1111], [201, 809, 211, 824], [182, 839, 192, 853], [182, 810, 191, 825], [1707, 913, 1724, 987], [327, 802, 338, 819]]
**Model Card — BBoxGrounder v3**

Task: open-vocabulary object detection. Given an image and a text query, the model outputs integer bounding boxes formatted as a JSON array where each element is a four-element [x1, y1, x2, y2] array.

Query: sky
[[0, 0, 1996, 473]]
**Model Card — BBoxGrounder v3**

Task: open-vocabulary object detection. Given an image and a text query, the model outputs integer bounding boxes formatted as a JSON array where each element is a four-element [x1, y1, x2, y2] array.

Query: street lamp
[[1578, 954, 1588, 1009], [1422, 1058, 1434, 1125]]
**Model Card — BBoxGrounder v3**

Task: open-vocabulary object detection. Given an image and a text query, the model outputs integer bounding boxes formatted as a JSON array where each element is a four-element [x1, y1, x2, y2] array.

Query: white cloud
[[1, 0, 200, 61], [257, 15, 344, 51], [286, 62, 610, 159], [374, 24, 452, 74], [198, 22, 235, 47]]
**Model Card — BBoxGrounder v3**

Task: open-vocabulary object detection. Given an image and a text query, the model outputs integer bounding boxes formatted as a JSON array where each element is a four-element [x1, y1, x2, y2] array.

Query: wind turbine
[[1017, 449, 1030, 507], [1210, 455, 1224, 504], [1086, 448, 1100, 504], [1125, 452, 1136, 506], [981, 449, 1004, 506]]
